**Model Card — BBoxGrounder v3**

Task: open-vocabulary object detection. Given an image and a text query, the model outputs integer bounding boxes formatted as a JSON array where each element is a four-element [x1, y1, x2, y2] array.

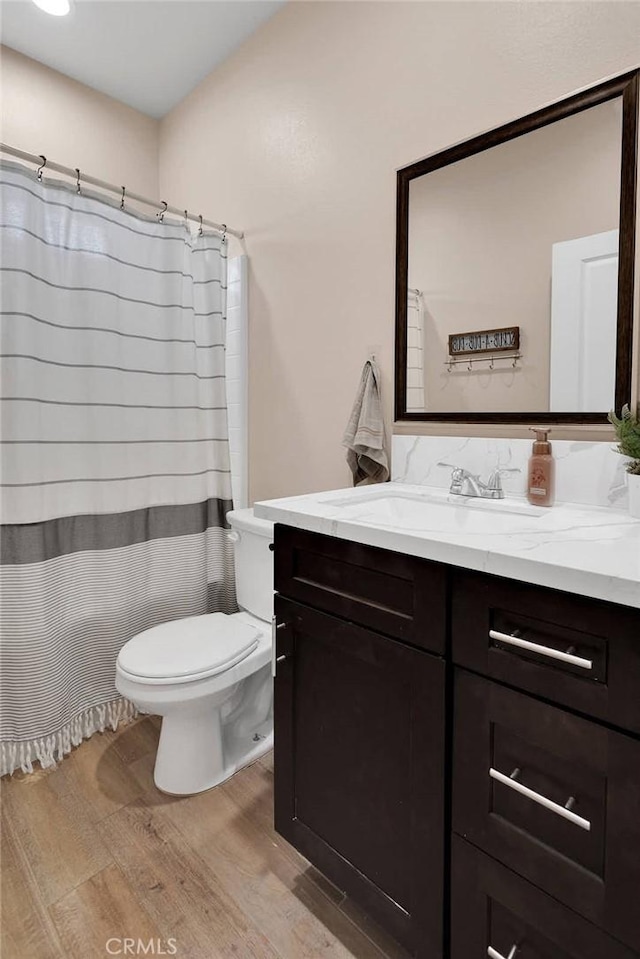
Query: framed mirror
[[395, 70, 638, 423]]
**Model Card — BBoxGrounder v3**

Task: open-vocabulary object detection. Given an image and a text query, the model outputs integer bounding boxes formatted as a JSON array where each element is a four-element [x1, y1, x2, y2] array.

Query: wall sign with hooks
[[448, 326, 520, 356], [444, 325, 521, 372]]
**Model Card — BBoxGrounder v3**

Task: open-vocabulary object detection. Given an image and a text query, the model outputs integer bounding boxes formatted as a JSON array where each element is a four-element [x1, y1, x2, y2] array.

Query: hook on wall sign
[[443, 351, 522, 372]]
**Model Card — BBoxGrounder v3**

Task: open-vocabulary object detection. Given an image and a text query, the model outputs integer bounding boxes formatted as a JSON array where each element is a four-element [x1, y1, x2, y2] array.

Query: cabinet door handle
[[271, 620, 290, 677], [488, 946, 518, 959], [489, 767, 591, 831], [489, 629, 593, 670]]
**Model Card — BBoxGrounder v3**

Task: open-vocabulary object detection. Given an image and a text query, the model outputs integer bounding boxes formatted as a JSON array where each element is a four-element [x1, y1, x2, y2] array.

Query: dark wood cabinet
[[452, 570, 640, 735], [274, 524, 447, 653], [451, 836, 639, 959], [453, 669, 640, 952], [273, 593, 446, 959], [273, 524, 640, 959]]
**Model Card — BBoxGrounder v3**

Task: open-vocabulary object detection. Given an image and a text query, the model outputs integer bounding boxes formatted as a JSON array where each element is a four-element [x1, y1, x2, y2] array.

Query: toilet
[[115, 508, 274, 795]]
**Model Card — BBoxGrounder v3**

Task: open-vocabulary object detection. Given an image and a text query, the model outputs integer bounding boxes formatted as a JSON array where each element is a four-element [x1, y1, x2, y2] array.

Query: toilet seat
[[117, 613, 260, 685]]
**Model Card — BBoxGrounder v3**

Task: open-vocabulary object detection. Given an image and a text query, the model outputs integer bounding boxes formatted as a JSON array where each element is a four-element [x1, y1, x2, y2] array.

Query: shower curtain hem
[[0, 696, 139, 777]]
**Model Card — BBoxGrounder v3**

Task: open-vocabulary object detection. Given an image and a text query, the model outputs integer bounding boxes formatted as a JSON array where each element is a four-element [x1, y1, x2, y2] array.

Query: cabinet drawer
[[274, 525, 446, 653], [451, 836, 638, 959], [453, 669, 640, 952], [452, 570, 640, 735]]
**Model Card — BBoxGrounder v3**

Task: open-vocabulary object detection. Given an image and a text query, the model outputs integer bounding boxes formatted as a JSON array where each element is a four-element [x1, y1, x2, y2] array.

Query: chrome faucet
[[438, 463, 520, 500]]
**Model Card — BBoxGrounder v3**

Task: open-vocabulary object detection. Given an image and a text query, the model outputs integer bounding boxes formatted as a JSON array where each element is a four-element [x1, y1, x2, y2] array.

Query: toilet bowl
[[115, 509, 274, 795]]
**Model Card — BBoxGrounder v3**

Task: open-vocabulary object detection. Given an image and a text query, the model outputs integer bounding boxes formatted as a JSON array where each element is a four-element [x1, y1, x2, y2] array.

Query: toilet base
[[153, 709, 273, 796]]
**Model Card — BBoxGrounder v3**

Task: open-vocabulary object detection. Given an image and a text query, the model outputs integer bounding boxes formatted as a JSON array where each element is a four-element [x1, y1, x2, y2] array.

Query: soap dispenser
[[527, 428, 555, 506]]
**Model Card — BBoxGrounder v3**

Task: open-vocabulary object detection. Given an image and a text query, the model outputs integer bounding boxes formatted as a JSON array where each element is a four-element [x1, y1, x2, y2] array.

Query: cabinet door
[[453, 669, 640, 952], [274, 595, 446, 959], [451, 836, 638, 959]]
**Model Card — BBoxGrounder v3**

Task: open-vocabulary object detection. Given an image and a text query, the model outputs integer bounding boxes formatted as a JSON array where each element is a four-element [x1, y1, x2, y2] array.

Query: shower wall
[[226, 256, 249, 509]]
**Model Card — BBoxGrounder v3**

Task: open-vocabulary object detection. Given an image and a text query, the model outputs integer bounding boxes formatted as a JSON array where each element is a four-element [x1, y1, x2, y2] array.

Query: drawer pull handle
[[488, 947, 518, 959], [489, 767, 591, 831], [489, 629, 593, 670]]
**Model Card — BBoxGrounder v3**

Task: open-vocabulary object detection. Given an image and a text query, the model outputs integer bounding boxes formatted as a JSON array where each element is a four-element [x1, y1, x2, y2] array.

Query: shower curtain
[[0, 161, 236, 776]]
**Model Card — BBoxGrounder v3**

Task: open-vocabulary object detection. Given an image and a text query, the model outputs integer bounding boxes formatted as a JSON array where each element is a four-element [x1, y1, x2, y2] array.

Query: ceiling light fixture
[[32, 0, 71, 16]]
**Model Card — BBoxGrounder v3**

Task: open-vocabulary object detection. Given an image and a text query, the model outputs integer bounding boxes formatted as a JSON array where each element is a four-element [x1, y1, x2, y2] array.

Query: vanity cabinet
[[273, 524, 640, 959], [453, 670, 640, 949], [451, 836, 639, 959], [452, 570, 640, 735], [273, 526, 447, 959]]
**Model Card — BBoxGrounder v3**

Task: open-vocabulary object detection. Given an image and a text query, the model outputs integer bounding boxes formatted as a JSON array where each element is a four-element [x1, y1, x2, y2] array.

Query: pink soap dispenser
[[527, 428, 555, 507]]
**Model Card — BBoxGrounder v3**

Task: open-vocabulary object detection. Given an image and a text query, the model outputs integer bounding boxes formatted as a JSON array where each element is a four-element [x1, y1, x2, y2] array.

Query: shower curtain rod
[[0, 142, 244, 240]]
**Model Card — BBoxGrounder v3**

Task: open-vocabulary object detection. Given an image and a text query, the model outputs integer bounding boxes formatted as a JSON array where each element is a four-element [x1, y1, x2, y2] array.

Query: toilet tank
[[227, 509, 274, 622]]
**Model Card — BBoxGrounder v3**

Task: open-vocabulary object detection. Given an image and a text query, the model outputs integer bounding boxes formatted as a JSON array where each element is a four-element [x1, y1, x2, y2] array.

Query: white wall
[[159, 1, 640, 502]]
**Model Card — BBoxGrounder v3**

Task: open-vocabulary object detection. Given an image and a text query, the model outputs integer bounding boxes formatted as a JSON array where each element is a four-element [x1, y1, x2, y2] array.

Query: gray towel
[[342, 359, 390, 486]]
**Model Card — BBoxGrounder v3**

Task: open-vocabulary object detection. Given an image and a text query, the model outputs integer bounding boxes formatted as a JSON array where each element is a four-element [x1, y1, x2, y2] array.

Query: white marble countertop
[[254, 483, 640, 610]]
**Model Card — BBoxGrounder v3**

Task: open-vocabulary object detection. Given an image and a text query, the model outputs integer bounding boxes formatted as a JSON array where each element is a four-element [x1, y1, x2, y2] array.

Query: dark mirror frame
[[395, 70, 639, 424]]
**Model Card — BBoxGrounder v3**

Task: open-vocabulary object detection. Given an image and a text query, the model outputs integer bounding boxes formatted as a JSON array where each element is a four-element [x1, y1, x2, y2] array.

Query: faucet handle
[[437, 461, 465, 492], [437, 461, 466, 476], [486, 467, 521, 490]]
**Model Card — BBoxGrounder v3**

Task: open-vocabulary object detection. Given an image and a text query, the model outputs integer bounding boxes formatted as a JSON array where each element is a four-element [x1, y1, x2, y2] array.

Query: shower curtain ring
[[120, 186, 126, 210], [157, 200, 168, 223], [36, 155, 46, 181], [221, 223, 227, 242], [184, 209, 188, 225], [75, 168, 81, 194], [198, 215, 203, 236]]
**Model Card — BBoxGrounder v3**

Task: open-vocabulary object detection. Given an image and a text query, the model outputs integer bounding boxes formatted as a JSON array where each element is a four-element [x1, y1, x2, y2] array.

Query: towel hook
[[75, 167, 81, 195], [120, 186, 126, 210], [36, 155, 46, 181], [157, 200, 168, 223]]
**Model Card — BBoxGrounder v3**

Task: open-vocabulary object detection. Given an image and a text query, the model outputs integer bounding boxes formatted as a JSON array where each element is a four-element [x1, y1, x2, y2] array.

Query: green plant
[[608, 404, 640, 474]]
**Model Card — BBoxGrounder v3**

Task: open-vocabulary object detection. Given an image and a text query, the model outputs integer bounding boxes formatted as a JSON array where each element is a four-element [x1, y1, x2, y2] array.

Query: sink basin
[[319, 486, 585, 535]]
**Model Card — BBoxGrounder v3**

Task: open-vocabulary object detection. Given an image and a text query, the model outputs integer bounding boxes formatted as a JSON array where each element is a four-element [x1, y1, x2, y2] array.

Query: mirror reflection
[[405, 98, 622, 414]]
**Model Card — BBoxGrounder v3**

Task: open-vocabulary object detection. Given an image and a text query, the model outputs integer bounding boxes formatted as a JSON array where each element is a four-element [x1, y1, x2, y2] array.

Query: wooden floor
[[1, 717, 410, 959]]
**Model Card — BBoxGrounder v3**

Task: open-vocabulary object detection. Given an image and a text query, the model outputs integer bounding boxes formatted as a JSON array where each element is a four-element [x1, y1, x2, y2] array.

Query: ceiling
[[0, 0, 285, 118]]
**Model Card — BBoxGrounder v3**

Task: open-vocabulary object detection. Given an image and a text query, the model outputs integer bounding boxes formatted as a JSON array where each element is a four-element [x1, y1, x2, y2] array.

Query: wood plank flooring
[[1, 718, 411, 959]]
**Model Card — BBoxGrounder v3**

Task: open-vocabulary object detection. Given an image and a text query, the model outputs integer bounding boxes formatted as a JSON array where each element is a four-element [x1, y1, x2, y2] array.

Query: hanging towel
[[342, 359, 390, 486]]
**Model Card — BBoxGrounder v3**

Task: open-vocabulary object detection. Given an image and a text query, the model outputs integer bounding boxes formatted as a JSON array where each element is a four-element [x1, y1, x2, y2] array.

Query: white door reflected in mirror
[[549, 229, 618, 413]]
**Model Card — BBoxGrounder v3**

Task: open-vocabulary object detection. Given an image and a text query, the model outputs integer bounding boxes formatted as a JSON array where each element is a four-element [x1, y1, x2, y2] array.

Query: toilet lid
[[117, 613, 260, 683]]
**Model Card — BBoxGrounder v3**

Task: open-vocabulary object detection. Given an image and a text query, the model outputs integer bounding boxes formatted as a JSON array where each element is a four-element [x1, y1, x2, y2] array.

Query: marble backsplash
[[392, 435, 630, 510]]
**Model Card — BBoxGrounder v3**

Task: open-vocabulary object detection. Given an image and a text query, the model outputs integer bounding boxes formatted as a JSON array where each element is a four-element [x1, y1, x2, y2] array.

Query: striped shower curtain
[[0, 161, 236, 776]]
